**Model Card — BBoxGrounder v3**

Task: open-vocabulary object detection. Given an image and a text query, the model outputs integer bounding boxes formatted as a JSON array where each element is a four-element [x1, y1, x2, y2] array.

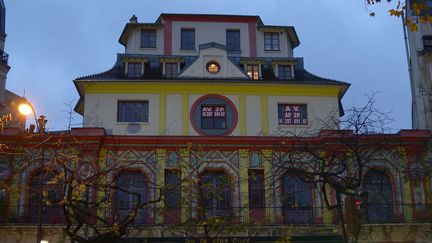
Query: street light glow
[[40, 240, 49, 243], [18, 103, 33, 116]]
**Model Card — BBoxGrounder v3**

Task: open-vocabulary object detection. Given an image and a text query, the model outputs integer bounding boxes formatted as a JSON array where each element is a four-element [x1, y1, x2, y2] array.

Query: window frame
[[114, 171, 149, 225], [264, 32, 280, 51], [127, 62, 142, 78], [226, 29, 241, 52], [117, 100, 149, 123], [246, 64, 260, 80], [277, 65, 292, 80], [181, 28, 195, 50], [165, 63, 179, 78], [140, 29, 157, 48], [277, 103, 308, 126], [200, 104, 227, 129], [248, 169, 265, 209]]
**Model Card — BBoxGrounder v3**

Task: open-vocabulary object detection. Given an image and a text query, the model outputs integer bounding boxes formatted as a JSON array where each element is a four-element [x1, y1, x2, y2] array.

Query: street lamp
[[18, 101, 47, 133], [18, 100, 48, 243]]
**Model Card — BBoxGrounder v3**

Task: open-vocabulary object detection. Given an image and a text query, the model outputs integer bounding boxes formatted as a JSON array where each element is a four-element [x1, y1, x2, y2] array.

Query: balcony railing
[[1, 204, 430, 226]]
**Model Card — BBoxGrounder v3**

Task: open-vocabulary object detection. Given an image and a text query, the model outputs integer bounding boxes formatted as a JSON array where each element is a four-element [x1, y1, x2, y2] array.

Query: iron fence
[[1, 204, 431, 226]]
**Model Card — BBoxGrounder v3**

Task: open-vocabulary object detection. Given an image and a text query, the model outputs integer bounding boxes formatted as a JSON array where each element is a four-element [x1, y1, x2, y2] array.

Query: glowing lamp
[[18, 103, 34, 116]]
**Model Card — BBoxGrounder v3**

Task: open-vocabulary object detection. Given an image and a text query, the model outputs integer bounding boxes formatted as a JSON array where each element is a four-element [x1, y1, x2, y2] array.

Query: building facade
[[406, 0, 432, 129], [74, 14, 349, 137], [0, 13, 431, 243], [0, 0, 26, 131]]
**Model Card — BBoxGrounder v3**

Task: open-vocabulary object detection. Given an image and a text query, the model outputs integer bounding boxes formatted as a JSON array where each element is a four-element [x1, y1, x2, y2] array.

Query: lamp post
[[18, 101, 47, 133], [18, 100, 48, 243]]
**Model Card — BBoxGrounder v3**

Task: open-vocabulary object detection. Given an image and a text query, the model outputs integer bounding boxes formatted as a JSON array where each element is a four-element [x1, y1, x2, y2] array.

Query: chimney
[[130, 15, 138, 24]]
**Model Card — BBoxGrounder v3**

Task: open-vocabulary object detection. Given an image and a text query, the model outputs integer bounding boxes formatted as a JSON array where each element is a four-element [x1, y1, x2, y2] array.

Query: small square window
[[165, 63, 178, 78], [277, 104, 308, 125], [167, 152, 180, 167], [141, 29, 156, 48], [117, 101, 149, 122], [127, 62, 142, 78], [278, 65, 292, 80], [247, 64, 259, 80], [181, 29, 195, 50], [226, 30, 240, 52], [249, 152, 262, 168], [264, 32, 280, 51], [201, 105, 226, 129]]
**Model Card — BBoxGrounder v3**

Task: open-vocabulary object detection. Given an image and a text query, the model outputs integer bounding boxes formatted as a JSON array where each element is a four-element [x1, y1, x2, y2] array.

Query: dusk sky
[[5, 0, 410, 131]]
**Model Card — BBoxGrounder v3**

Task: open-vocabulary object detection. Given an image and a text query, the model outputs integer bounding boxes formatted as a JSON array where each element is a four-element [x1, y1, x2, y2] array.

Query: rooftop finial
[[130, 15, 138, 24]]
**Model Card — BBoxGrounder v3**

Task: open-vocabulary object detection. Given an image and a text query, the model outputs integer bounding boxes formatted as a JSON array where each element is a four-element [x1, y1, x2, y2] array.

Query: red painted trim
[[164, 19, 173, 55], [162, 15, 259, 24], [189, 94, 238, 136], [248, 22, 257, 57]]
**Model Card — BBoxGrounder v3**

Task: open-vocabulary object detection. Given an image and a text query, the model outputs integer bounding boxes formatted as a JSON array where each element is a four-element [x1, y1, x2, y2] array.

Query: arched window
[[201, 171, 231, 218], [115, 172, 148, 225], [364, 169, 394, 222], [27, 171, 64, 224], [281, 174, 313, 224]]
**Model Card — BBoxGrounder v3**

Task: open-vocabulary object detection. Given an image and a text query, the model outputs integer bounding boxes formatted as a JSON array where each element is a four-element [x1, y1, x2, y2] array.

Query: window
[[141, 29, 156, 48], [278, 65, 292, 80], [249, 170, 265, 209], [27, 171, 64, 224], [249, 152, 262, 168], [206, 61, 220, 74], [201, 172, 231, 218], [364, 170, 394, 222], [278, 104, 307, 125], [117, 101, 149, 122], [164, 170, 181, 224], [226, 30, 240, 52], [166, 151, 180, 167], [282, 174, 313, 224], [165, 63, 178, 78], [127, 62, 142, 78], [247, 64, 259, 80], [181, 29, 195, 50], [264, 32, 279, 51], [115, 172, 148, 224], [201, 105, 226, 129]]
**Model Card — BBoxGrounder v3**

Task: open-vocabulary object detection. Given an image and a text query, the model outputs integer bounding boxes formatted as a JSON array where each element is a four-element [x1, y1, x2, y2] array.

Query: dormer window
[[246, 64, 260, 80], [127, 62, 143, 78], [277, 65, 293, 80], [165, 63, 179, 78]]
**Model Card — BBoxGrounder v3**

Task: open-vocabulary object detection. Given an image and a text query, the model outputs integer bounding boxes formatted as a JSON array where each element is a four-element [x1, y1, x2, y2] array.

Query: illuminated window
[[264, 32, 279, 51], [278, 104, 307, 125], [247, 64, 259, 80], [181, 29, 195, 50], [206, 62, 220, 74], [201, 105, 226, 129], [141, 29, 156, 48], [127, 62, 142, 78], [117, 101, 149, 122]]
